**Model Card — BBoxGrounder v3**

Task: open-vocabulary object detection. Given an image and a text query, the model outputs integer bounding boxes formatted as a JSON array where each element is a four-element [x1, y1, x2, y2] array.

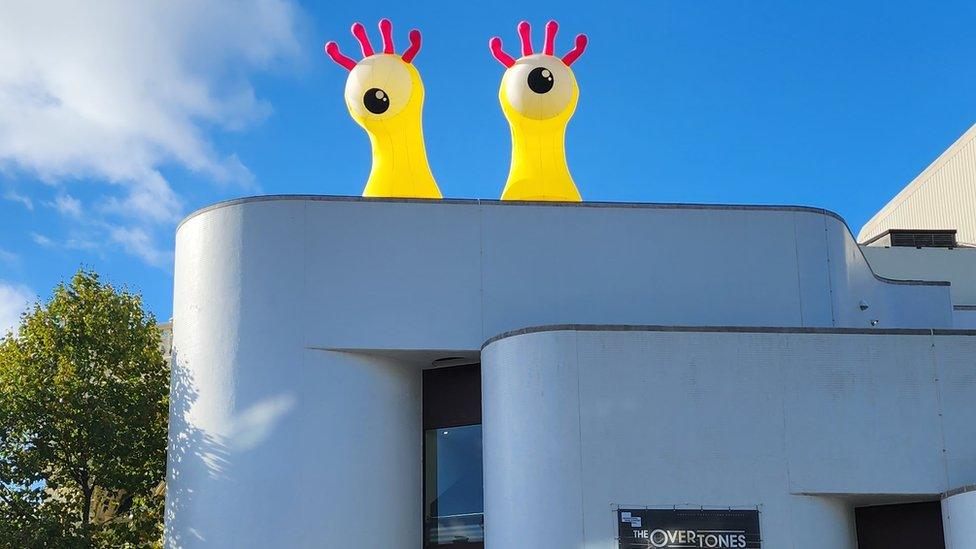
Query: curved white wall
[[481, 327, 976, 548], [167, 197, 957, 547], [862, 247, 976, 305], [943, 488, 976, 549], [180, 198, 951, 351], [166, 201, 423, 547], [481, 332, 584, 548]]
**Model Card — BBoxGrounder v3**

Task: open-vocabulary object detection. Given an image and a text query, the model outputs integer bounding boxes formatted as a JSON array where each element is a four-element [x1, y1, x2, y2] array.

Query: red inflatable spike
[[517, 21, 533, 56], [543, 20, 558, 56], [402, 29, 422, 63], [351, 22, 374, 57], [324, 42, 357, 71], [379, 19, 395, 54], [489, 37, 516, 68], [562, 34, 587, 66]]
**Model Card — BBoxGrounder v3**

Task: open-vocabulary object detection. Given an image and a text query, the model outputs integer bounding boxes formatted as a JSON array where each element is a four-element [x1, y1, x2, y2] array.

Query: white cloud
[[4, 189, 34, 210], [31, 232, 54, 247], [0, 281, 35, 336], [109, 225, 173, 268], [32, 226, 129, 259], [0, 0, 302, 265], [50, 193, 83, 218], [62, 236, 101, 252], [0, 248, 19, 265]]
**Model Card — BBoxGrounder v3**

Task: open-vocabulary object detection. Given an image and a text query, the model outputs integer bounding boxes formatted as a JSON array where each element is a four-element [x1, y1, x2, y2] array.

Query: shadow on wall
[[164, 349, 230, 548]]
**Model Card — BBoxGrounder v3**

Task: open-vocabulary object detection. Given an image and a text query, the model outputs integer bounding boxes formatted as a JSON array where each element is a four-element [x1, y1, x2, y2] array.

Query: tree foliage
[[0, 269, 169, 548]]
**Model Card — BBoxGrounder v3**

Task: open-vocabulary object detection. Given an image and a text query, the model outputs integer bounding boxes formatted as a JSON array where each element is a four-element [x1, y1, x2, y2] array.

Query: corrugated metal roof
[[859, 123, 976, 246]]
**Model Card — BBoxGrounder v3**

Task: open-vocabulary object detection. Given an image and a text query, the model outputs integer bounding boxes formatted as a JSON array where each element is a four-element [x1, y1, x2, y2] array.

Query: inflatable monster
[[325, 20, 442, 199], [489, 21, 588, 201]]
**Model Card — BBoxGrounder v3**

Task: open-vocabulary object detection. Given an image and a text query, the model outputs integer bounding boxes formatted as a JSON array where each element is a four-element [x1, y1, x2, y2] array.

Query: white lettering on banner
[[618, 508, 759, 549], [639, 529, 748, 548]]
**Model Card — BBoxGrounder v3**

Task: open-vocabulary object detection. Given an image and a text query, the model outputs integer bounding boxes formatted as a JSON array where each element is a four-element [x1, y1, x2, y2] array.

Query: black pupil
[[527, 67, 554, 94], [363, 88, 390, 114]]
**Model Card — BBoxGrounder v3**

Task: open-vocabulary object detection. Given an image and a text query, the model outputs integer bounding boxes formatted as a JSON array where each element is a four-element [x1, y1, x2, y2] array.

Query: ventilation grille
[[888, 229, 957, 248]]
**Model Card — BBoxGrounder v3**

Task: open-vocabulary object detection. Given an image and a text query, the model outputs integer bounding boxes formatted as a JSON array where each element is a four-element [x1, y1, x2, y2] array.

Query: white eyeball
[[345, 55, 413, 120], [502, 54, 576, 120]]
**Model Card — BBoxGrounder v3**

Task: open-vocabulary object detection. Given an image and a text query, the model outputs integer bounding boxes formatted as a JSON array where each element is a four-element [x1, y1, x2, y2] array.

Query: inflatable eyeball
[[502, 54, 576, 120], [344, 55, 414, 121]]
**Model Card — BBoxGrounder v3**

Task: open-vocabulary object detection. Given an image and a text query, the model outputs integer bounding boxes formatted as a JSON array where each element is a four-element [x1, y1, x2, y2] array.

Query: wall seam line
[[778, 334, 797, 548], [300, 200, 309, 518], [929, 329, 951, 493], [822, 215, 837, 326], [792, 212, 805, 326], [574, 331, 587, 544], [478, 202, 486, 343]]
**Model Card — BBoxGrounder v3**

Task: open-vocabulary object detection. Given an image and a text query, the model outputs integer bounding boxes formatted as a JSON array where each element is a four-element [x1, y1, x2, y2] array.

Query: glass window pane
[[424, 424, 484, 545]]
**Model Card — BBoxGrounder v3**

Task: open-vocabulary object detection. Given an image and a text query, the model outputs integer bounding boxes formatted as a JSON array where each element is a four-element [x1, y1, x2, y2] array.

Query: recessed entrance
[[423, 363, 484, 548], [855, 501, 945, 549]]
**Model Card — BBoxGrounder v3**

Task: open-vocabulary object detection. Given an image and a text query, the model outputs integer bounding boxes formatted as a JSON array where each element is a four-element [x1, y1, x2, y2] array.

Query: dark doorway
[[855, 501, 945, 549], [423, 364, 483, 549]]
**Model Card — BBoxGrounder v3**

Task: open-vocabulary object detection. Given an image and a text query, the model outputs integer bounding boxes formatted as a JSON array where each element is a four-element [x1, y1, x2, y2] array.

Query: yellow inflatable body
[[325, 20, 441, 199], [490, 21, 588, 201]]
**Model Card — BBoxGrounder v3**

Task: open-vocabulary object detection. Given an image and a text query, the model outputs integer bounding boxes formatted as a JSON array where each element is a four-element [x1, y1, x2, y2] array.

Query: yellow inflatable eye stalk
[[489, 20, 588, 202], [325, 19, 442, 199]]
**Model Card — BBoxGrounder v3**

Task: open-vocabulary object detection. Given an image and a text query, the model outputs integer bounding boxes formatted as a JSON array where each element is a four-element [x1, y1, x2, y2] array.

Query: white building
[[858, 124, 976, 329], [859, 123, 976, 247], [165, 196, 976, 549]]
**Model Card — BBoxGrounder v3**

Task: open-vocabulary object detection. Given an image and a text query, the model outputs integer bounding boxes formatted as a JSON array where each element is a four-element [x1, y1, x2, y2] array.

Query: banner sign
[[617, 508, 761, 548]]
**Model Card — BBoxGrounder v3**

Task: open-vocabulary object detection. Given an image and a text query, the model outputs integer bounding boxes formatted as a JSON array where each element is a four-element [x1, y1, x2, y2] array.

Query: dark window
[[855, 501, 945, 549], [424, 425, 484, 546], [423, 364, 483, 548]]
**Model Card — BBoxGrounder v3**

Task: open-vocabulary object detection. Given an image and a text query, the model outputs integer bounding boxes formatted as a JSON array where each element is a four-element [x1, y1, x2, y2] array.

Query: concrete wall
[[482, 327, 976, 548], [861, 246, 976, 329], [167, 197, 957, 547], [861, 246, 976, 306], [943, 488, 976, 549], [181, 197, 951, 348], [954, 308, 976, 329], [166, 200, 424, 547]]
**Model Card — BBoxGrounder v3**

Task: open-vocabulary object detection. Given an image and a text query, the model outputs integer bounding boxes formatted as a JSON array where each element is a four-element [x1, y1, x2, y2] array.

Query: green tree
[[0, 269, 169, 548]]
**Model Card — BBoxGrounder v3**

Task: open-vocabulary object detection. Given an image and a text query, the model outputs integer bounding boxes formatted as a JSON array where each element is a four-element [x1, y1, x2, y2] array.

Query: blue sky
[[1, 0, 974, 328]]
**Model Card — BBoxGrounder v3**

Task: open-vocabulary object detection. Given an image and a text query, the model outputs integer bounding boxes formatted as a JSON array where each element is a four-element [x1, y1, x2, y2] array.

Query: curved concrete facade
[[167, 197, 961, 547], [166, 200, 424, 547], [943, 487, 976, 549], [482, 326, 976, 548]]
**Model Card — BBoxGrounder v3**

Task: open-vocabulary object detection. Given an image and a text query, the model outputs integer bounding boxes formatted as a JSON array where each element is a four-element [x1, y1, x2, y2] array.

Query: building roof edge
[[482, 324, 976, 350]]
